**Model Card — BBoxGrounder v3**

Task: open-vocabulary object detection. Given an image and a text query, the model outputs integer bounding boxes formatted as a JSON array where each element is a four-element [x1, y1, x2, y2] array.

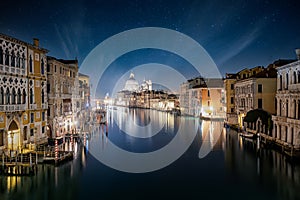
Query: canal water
[[1, 107, 300, 200]]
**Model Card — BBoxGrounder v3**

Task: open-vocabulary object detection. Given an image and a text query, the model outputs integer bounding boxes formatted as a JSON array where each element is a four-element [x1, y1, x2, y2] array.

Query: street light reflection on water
[[0, 108, 300, 200]]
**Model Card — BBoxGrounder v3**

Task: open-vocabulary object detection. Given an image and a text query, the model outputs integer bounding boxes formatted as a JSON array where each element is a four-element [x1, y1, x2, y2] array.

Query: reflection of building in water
[[224, 129, 300, 200], [200, 120, 223, 152], [179, 77, 225, 118]]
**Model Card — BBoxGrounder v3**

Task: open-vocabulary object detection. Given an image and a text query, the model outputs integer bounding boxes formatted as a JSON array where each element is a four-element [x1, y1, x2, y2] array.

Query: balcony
[[42, 103, 48, 109], [0, 104, 26, 112], [29, 104, 37, 110], [0, 65, 26, 76]]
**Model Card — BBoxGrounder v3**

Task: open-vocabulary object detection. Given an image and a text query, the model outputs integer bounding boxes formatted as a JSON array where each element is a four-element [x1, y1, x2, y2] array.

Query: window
[[41, 59, 44, 74], [42, 126, 45, 134], [231, 108, 234, 113], [42, 89, 44, 104], [47, 83, 50, 93], [30, 88, 34, 104], [11, 51, 15, 67], [17, 88, 21, 104], [5, 88, 10, 104], [23, 126, 27, 141], [47, 64, 50, 72], [21, 53, 25, 69], [5, 49, 9, 66], [279, 75, 282, 90], [0, 130, 3, 146], [29, 55, 33, 73], [294, 71, 297, 84], [0, 47, 3, 64], [286, 100, 289, 117], [11, 88, 16, 104], [42, 112, 45, 121], [54, 65, 57, 73], [258, 99, 262, 109], [286, 73, 289, 89], [30, 112, 34, 123], [230, 97, 234, 104], [30, 128, 34, 136], [22, 89, 26, 104], [0, 87, 3, 104], [230, 84, 234, 90], [258, 84, 262, 93], [207, 90, 210, 97]]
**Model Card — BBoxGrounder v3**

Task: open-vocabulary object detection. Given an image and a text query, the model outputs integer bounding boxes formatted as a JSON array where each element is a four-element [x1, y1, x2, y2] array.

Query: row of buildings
[[115, 72, 180, 111], [0, 33, 90, 153], [179, 77, 226, 119], [225, 50, 300, 150]]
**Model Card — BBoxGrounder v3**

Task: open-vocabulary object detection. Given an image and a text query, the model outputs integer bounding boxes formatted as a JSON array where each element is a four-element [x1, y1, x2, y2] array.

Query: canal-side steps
[[0, 151, 38, 176]]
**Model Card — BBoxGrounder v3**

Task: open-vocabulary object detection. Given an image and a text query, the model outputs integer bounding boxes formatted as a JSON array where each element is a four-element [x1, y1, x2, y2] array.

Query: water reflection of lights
[[113, 107, 167, 138], [198, 120, 224, 158]]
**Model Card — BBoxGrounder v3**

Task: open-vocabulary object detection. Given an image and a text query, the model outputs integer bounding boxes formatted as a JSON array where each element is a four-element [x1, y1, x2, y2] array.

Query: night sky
[[1, 0, 300, 95]]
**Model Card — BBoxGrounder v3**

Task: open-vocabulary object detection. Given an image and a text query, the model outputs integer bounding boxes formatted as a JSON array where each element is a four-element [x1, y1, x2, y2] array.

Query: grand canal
[[1, 107, 300, 200]]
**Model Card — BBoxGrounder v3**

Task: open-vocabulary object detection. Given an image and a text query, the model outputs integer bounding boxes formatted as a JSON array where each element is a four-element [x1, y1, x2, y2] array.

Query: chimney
[[295, 48, 300, 60], [33, 38, 39, 47]]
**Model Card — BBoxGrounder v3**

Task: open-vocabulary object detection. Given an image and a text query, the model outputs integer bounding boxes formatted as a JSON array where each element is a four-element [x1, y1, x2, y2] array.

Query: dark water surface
[[1, 108, 299, 200]]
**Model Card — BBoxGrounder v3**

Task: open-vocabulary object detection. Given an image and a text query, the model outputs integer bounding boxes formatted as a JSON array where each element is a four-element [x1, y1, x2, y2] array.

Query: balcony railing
[[42, 103, 48, 109], [0, 65, 26, 75], [29, 104, 37, 110], [0, 104, 26, 112]]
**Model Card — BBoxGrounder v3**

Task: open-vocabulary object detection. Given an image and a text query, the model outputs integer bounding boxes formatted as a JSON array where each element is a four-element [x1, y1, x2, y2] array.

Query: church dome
[[124, 72, 139, 92]]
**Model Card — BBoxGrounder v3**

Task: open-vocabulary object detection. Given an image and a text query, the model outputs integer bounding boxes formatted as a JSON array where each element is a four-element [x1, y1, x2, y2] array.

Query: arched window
[[286, 73, 289, 89], [21, 53, 25, 69], [5, 88, 10, 104], [5, 49, 9, 66], [29, 55, 33, 73], [286, 100, 289, 117], [11, 88, 16, 104], [0, 47, 3, 65], [0, 87, 3, 105], [42, 89, 45, 104], [17, 88, 21, 104], [279, 75, 282, 90], [16, 52, 20, 68], [22, 89, 26, 104], [30, 88, 33, 104], [294, 71, 297, 84], [11, 50, 15, 67], [41, 58, 44, 74]]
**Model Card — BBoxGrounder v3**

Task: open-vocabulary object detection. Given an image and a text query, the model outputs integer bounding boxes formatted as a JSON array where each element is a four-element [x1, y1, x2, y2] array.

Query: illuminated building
[[272, 53, 300, 150], [179, 77, 225, 118], [0, 33, 48, 151], [47, 56, 78, 138]]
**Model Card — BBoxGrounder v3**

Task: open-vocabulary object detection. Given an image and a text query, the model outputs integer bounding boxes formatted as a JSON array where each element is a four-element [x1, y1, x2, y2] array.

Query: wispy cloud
[[217, 20, 266, 65]]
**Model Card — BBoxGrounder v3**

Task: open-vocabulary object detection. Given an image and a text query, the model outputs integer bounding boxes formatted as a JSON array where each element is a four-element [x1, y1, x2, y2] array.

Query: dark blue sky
[[1, 0, 300, 77]]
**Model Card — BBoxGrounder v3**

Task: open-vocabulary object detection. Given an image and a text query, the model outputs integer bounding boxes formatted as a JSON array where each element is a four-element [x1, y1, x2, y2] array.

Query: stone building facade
[[0, 33, 48, 152], [272, 60, 300, 149], [47, 56, 78, 139]]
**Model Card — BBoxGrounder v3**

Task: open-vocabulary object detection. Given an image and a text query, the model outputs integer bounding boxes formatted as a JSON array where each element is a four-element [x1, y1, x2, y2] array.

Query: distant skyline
[[1, 0, 300, 96]]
